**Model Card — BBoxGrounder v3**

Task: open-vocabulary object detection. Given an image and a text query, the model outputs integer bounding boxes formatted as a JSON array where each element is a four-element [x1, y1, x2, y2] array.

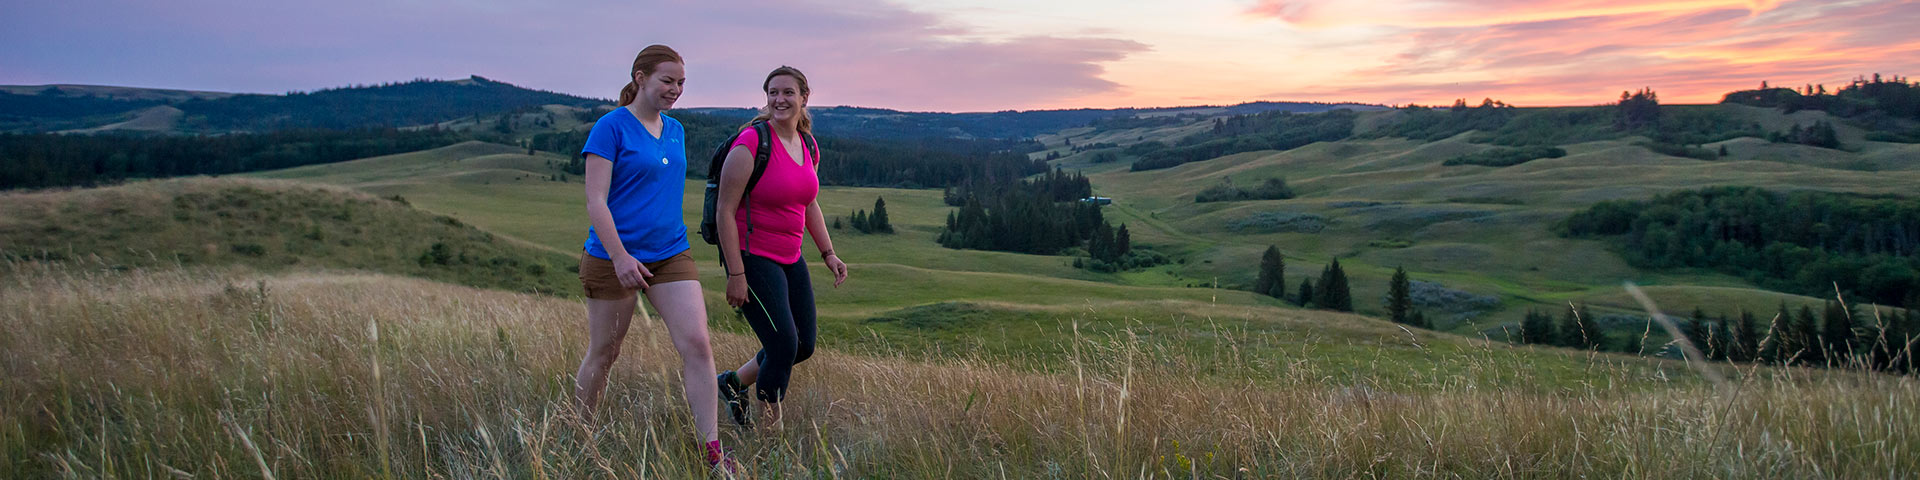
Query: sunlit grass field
[[5, 265, 1915, 478]]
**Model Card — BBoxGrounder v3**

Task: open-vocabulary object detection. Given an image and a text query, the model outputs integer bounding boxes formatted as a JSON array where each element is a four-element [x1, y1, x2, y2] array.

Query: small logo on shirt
[[661, 157, 669, 165]]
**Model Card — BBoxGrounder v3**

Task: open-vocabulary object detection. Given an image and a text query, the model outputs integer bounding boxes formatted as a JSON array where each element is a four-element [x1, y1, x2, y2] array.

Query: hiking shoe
[[704, 440, 739, 476], [718, 370, 752, 427]]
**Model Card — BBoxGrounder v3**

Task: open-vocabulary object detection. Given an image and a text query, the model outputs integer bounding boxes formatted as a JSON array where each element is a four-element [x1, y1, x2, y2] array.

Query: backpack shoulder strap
[[801, 131, 820, 167], [745, 120, 773, 193]]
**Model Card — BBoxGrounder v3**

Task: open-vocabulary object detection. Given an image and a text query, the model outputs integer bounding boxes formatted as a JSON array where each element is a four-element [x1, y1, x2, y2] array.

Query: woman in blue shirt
[[573, 44, 729, 468]]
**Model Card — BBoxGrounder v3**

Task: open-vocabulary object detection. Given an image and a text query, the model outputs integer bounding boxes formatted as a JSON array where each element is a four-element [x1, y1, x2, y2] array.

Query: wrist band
[[728, 271, 744, 277], [820, 250, 835, 259]]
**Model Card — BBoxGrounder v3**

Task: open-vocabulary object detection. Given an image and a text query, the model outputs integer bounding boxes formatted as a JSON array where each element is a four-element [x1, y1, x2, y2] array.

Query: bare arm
[[585, 154, 649, 289], [805, 199, 847, 287], [716, 145, 755, 305]]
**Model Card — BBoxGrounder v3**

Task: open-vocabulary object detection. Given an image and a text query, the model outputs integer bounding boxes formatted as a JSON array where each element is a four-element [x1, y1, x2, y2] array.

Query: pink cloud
[[1259, 0, 1920, 106]]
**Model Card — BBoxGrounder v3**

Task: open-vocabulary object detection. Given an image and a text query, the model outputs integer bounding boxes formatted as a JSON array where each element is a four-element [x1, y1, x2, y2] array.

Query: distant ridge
[[0, 76, 607, 134]]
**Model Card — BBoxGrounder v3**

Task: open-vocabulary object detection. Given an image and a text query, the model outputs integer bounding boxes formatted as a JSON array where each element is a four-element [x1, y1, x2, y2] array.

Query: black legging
[[738, 252, 816, 403]]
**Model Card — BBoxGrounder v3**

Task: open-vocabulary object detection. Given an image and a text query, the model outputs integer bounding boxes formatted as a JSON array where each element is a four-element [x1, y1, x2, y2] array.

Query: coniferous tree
[[870, 196, 893, 234], [1708, 314, 1731, 361], [1296, 279, 1314, 308], [1387, 266, 1412, 326], [1682, 309, 1712, 360], [851, 210, 869, 233], [1823, 301, 1856, 365], [1521, 310, 1556, 345], [1253, 246, 1286, 299], [1563, 304, 1604, 350], [1766, 302, 1793, 364], [1795, 305, 1823, 365], [1114, 224, 1130, 258], [1316, 259, 1353, 312], [1734, 310, 1761, 363]]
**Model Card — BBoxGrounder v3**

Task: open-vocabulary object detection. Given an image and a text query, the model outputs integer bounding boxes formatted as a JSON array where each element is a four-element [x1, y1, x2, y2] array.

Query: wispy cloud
[[1242, 0, 1920, 105]]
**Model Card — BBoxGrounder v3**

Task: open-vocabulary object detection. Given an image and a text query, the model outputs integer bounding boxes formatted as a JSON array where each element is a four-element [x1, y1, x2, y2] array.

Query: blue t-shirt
[[581, 108, 689, 262]]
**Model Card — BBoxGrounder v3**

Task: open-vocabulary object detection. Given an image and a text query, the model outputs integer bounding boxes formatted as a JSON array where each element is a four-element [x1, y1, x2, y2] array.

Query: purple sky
[[0, 0, 1147, 111]]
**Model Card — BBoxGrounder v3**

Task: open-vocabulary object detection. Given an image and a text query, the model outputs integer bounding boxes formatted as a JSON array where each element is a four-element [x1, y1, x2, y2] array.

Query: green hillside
[[1042, 103, 1918, 341], [0, 177, 576, 295]]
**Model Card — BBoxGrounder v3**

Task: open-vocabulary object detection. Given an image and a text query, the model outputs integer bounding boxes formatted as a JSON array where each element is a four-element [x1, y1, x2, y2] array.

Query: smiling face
[[764, 74, 805, 123], [634, 61, 685, 111]]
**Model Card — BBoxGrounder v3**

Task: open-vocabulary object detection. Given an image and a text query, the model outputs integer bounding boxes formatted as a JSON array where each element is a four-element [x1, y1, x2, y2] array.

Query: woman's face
[[635, 61, 684, 111], [764, 75, 805, 123]]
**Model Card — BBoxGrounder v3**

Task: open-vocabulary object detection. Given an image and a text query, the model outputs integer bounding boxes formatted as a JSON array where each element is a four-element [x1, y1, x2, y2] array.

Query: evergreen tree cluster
[[1615, 88, 1662, 130], [1517, 304, 1607, 350], [938, 170, 1163, 272], [0, 128, 468, 189], [1666, 301, 1919, 374], [1130, 110, 1357, 171], [1306, 259, 1353, 312], [848, 196, 894, 234], [938, 184, 1108, 256], [1562, 186, 1920, 306]]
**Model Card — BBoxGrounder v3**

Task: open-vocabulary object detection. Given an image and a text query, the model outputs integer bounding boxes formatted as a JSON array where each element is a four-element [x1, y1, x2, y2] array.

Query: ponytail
[[618, 81, 640, 107], [617, 45, 683, 106]]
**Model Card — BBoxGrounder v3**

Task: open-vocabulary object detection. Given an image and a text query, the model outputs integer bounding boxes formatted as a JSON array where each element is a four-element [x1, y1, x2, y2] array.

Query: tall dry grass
[[3, 263, 1916, 478]]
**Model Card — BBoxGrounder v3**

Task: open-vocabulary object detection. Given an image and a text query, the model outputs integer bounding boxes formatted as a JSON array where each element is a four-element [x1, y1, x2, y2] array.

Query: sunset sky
[[3, 0, 1915, 112]]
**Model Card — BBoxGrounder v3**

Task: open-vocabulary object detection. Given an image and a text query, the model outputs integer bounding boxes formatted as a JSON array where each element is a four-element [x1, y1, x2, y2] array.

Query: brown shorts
[[578, 251, 700, 300]]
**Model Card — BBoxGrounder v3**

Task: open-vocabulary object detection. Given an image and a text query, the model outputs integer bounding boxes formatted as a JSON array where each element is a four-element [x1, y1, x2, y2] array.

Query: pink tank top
[[731, 126, 819, 264]]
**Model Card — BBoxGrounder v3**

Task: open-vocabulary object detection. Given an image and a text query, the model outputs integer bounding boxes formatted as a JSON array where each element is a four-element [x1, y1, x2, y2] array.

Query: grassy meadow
[[5, 265, 1916, 478], [7, 100, 1920, 477]]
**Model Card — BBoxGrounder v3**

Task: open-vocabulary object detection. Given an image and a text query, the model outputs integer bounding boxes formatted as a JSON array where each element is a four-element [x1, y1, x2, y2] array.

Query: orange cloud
[[1258, 0, 1920, 106], [1243, 0, 1789, 28]]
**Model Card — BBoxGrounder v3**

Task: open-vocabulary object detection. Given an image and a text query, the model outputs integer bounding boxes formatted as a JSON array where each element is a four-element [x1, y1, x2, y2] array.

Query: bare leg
[[575, 295, 638, 414], [646, 280, 721, 443], [735, 356, 761, 385]]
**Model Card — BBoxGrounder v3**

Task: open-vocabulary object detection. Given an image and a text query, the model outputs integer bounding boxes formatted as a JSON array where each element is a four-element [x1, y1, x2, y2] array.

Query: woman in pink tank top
[[712, 66, 850, 429]]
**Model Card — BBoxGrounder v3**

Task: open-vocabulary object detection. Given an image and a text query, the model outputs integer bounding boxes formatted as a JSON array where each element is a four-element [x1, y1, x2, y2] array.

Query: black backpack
[[697, 120, 817, 250]]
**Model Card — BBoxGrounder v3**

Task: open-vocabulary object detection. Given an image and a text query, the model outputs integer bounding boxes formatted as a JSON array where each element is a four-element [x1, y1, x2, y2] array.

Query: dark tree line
[[1670, 302, 1918, 374], [0, 128, 468, 189], [1722, 74, 1920, 121], [938, 169, 1161, 272], [1374, 92, 1763, 150], [167, 76, 604, 132], [1130, 110, 1357, 171], [1563, 186, 1920, 306]]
